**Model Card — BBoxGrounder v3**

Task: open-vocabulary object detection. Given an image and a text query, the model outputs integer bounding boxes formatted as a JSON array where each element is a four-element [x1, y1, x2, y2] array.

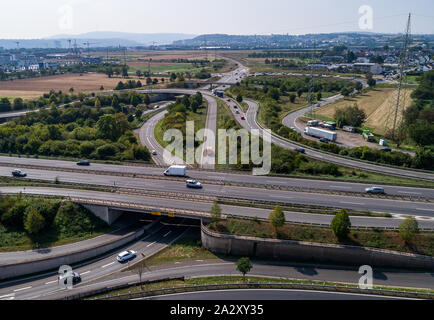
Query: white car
[[186, 180, 203, 189], [152, 150, 157, 156], [117, 250, 137, 263]]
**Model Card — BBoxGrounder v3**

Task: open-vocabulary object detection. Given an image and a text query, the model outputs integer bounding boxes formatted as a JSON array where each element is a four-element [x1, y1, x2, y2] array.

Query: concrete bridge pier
[[83, 205, 123, 226]]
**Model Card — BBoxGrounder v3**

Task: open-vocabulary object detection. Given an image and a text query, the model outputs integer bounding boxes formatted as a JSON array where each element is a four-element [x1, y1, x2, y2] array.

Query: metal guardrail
[[90, 282, 434, 301], [2, 189, 433, 231]]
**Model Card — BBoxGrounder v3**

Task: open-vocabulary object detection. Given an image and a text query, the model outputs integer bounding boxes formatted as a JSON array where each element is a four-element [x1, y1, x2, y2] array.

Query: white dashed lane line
[[146, 241, 156, 248], [13, 286, 32, 292], [163, 231, 172, 238], [102, 262, 115, 268]]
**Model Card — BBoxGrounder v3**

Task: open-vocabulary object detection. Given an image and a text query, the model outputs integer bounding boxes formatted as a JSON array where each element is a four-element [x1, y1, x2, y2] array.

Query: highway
[[235, 98, 434, 182], [0, 187, 433, 229], [0, 218, 191, 300], [139, 289, 409, 300], [136, 102, 186, 166], [2, 253, 432, 300]]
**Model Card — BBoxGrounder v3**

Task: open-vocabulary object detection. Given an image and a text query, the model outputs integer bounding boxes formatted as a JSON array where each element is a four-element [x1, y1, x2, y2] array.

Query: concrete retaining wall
[[201, 224, 434, 270], [0, 220, 159, 281]]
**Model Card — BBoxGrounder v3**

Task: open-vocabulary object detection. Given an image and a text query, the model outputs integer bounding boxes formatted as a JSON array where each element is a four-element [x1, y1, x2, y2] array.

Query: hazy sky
[[1, 0, 433, 38]]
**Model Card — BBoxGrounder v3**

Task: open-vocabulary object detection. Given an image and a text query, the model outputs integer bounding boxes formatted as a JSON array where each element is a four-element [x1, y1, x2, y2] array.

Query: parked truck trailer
[[304, 127, 337, 142]]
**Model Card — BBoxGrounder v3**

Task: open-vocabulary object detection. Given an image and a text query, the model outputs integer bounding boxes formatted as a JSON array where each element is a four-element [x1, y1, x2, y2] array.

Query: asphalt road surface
[[1, 156, 433, 199], [2, 255, 432, 300], [1, 187, 433, 229], [139, 289, 409, 300], [0, 218, 191, 300]]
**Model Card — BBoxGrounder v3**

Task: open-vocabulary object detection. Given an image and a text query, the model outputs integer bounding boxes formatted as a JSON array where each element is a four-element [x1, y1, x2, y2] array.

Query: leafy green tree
[[1, 202, 27, 229], [115, 81, 124, 90], [96, 113, 130, 141], [0, 98, 12, 112], [316, 91, 322, 101], [268, 88, 280, 100], [111, 95, 120, 111], [136, 70, 142, 78], [367, 78, 376, 87], [135, 109, 142, 119], [399, 216, 419, 242], [289, 94, 296, 103], [269, 205, 285, 234], [129, 93, 140, 107], [143, 94, 151, 106], [236, 257, 252, 282], [210, 201, 222, 223], [236, 94, 243, 103], [341, 87, 353, 97], [94, 97, 101, 108], [13, 98, 25, 110], [122, 65, 129, 78], [408, 120, 434, 146], [297, 89, 303, 98], [24, 207, 45, 235], [331, 209, 351, 241], [334, 104, 366, 127], [355, 82, 363, 92]]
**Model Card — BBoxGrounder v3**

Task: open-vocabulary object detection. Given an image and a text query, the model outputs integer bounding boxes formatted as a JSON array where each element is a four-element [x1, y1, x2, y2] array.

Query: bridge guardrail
[[86, 282, 434, 301]]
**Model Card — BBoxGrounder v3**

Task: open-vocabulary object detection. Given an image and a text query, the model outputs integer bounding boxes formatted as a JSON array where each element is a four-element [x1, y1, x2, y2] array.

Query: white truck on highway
[[304, 127, 337, 142], [164, 165, 187, 177]]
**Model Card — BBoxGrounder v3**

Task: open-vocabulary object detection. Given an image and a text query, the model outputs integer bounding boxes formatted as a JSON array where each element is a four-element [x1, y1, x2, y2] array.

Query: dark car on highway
[[77, 160, 90, 166], [12, 169, 27, 177], [294, 147, 305, 154], [58, 272, 81, 285], [319, 138, 329, 143]]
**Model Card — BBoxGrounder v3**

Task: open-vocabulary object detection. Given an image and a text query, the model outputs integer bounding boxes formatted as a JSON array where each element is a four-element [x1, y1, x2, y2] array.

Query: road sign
[[151, 209, 161, 216]]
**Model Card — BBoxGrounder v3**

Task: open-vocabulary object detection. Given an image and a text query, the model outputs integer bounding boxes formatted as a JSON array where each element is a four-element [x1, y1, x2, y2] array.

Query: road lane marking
[[398, 191, 422, 195], [81, 271, 91, 275], [330, 186, 351, 189], [163, 231, 172, 238], [0, 293, 15, 299], [14, 286, 32, 292], [147, 241, 156, 248], [416, 208, 433, 212], [45, 280, 57, 285], [102, 262, 115, 268], [340, 201, 365, 206]]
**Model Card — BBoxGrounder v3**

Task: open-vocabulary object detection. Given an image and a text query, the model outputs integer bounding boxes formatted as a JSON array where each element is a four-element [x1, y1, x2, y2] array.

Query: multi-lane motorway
[[1, 165, 433, 219], [0, 58, 433, 300], [0, 218, 191, 300]]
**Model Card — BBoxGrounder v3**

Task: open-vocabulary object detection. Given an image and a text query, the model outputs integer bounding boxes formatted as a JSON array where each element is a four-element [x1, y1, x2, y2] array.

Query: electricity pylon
[[387, 13, 412, 141]]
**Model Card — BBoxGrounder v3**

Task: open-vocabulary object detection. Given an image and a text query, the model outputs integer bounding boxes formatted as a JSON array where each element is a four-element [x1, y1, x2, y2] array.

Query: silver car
[[186, 180, 203, 189], [365, 187, 385, 195], [117, 250, 137, 263]]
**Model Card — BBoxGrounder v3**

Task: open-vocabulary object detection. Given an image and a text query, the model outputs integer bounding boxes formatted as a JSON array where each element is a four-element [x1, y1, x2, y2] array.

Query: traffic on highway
[[1, 2, 433, 309]]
